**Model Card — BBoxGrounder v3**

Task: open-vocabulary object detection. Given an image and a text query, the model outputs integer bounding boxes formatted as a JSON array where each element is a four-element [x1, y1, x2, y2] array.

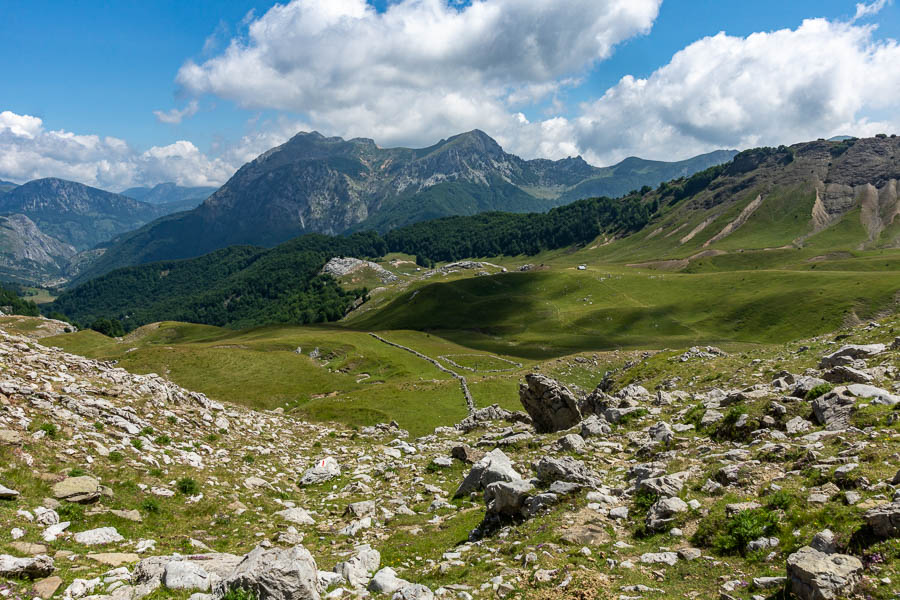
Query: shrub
[[68, 467, 86, 477], [177, 477, 199, 495], [57, 503, 84, 522], [221, 588, 258, 600], [242, 454, 255, 464], [39, 423, 58, 439], [766, 490, 793, 511], [141, 426, 154, 436], [108, 451, 124, 463], [694, 508, 780, 556], [141, 498, 161, 514], [632, 487, 659, 514], [155, 435, 171, 446], [806, 384, 834, 401], [94, 421, 105, 431], [131, 438, 144, 450]]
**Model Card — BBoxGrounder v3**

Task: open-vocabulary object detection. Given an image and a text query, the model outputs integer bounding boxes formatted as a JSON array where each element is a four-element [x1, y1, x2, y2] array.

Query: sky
[[1, 0, 899, 191]]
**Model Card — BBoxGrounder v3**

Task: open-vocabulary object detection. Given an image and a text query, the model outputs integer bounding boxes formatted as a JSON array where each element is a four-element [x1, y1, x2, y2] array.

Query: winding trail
[[368, 333, 475, 415]]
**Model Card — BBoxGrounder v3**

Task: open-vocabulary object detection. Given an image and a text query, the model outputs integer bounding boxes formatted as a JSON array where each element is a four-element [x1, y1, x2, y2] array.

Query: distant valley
[[0, 179, 215, 285]]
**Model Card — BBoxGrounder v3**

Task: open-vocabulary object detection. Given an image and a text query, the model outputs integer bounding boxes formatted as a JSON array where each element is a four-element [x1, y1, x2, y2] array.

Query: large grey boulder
[[0, 554, 54, 578], [214, 545, 319, 600], [819, 344, 885, 368], [518, 374, 581, 433], [368, 567, 406, 594], [811, 388, 856, 430], [392, 584, 434, 600], [534, 456, 601, 488], [792, 376, 829, 398], [579, 415, 611, 438], [453, 449, 520, 498], [822, 366, 872, 385], [299, 458, 340, 486], [134, 554, 242, 599], [333, 545, 380, 588], [52, 476, 101, 503], [74, 527, 124, 546], [0, 483, 19, 499], [646, 497, 688, 532], [164, 561, 212, 591], [484, 480, 534, 517], [846, 383, 900, 405], [864, 501, 900, 538], [456, 404, 531, 432], [786, 546, 862, 600], [637, 472, 690, 497]]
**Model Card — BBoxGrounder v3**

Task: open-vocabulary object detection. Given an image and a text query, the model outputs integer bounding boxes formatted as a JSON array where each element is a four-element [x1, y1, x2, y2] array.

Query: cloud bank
[[2, 1, 900, 189]]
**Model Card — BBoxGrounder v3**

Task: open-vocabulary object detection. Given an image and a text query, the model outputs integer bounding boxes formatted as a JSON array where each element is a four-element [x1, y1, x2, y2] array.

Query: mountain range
[[121, 182, 216, 206], [0, 179, 222, 285], [51, 134, 900, 331], [73, 130, 736, 281]]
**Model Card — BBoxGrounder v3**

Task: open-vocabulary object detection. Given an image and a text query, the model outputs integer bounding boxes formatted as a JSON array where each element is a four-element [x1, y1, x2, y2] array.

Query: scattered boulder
[[786, 546, 862, 600], [299, 458, 340, 486], [822, 366, 872, 385], [368, 567, 406, 595], [553, 433, 585, 453], [333, 545, 380, 588], [164, 560, 212, 591], [456, 405, 530, 432], [579, 415, 611, 438], [275, 508, 315, 526], [811, 388, 856, 430], [0, 554, 54, 578], [0, 483, 19, 499], [450, 445, 483, 464], [819, 344, 885, 368], [534, 456, 601, 487], [637, 472, 689, 497], [646, 497, 688, 532], [648, 421, 674, 444], [484, 480, 534, 517], [214, 545, 319, 600], [864, 501, 900, 538], [454, 449, 520, 498], [52, 476, 101, 503], [73, 527, 124, 546], [518, 374, 582, 433]]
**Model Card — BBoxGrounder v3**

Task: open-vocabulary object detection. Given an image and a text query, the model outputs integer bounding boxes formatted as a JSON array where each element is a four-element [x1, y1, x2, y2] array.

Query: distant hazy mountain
[[0, 214, 76, 285], [121, 182, 216, 206], [0, 178, 190, 251], [0, 180, 18, 194], [76, 130, 737, 280]]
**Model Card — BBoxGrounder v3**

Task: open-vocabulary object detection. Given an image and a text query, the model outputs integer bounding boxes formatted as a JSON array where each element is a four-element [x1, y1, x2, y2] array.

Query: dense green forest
[[49, 195, 650, 330], [0, 284, 40, 317]]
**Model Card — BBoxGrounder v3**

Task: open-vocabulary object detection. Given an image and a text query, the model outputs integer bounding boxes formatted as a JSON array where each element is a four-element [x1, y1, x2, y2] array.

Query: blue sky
[[1, 0, 898, 189]]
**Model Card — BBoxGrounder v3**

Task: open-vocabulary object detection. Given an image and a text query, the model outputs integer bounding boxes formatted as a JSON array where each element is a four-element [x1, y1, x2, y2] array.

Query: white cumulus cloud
[[176, 0, 662, 148], [0, 110, 252, 189], [562, 18, 900, 165], [153, 100, 199, 124]]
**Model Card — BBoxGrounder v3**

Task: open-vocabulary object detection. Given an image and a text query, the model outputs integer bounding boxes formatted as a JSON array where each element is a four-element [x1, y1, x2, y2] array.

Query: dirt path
[[368, 333, 475, 414]]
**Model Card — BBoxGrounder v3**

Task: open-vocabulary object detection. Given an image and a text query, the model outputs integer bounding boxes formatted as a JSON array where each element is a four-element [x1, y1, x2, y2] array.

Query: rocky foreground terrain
[[1, 317, 900, 600]]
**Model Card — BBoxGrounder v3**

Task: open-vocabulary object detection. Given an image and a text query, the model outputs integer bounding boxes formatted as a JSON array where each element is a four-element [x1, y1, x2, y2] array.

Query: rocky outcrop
[[864, 501, 900, 538], [214, 545, 320, 600], [786, 546, 862, 600], [518, 374, 582, 433]]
